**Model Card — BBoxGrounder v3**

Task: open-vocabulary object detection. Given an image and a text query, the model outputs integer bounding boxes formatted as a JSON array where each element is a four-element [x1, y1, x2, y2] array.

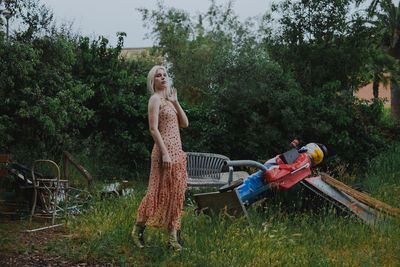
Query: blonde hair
[[147, 65, 171, 95]]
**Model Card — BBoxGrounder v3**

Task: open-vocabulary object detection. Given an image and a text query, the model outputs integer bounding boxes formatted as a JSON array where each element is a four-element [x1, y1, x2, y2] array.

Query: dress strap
[[159, 97, 169, 107]]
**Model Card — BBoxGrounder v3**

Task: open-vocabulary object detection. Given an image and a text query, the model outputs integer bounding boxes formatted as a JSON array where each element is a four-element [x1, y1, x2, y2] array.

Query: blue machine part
[[237, 161, 277, 205]]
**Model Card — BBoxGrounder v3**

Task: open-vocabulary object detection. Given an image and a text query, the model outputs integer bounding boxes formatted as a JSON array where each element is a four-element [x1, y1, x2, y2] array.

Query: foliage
[[70, 34, 158, 179], [362, 141, 400, 207], [138, 1, 230, 104], [0, 1, 158, 179], [0, 0, 399, 181], [0, 33, 93, 163], [140, 0, 398, 171], [266, 0, 373, 95], [140, 1, 306, 160]]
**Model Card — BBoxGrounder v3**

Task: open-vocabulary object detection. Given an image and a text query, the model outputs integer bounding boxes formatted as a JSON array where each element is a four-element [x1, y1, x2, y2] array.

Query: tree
[[356, 0, 400, 121], [258, 0, 397, 168], [365, 45, 396, 100], [0, 33, 94, 162], [138, 0, 247, 104], [137, 0, 396, 169], [70, 34, 161, 178], [378, 0, 400, 121], [265, 0, 375, 96]]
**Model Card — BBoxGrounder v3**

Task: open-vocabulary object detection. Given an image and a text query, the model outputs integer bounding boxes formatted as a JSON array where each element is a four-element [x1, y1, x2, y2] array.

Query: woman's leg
[[168, 223, 184, 251], [131, 216, 148, 248]]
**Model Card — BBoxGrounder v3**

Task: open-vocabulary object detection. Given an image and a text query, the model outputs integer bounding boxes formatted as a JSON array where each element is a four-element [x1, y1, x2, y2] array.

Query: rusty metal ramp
[[301, 175, 384, 224]]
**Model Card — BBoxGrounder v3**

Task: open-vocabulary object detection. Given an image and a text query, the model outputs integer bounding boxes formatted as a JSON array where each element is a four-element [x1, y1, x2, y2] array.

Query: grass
[[56, 191, 400, 266], [3, 142, 400, 266], [51, 141, 400, 266], [362, 142, 400, 207]]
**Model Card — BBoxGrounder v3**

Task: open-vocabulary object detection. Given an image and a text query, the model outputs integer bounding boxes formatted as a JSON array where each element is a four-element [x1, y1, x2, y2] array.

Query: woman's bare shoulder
[[148, 94, 162, 105]]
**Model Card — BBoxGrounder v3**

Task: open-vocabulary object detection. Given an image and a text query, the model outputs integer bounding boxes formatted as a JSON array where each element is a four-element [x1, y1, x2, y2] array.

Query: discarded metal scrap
[[193, 141, 399, 225], [0, 153, 93, 231], [30, 159, 68, 225], [301, 173, 400, 224]]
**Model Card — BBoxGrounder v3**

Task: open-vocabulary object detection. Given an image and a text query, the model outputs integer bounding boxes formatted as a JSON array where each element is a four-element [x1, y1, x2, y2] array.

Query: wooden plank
[[321, 173, 400, 217], [63, 151, 93, 192]]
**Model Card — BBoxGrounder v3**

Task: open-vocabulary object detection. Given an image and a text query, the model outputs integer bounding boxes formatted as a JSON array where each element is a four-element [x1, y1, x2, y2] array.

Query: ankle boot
[[131, 224, 146, 248], [168, 229, 184, 251]]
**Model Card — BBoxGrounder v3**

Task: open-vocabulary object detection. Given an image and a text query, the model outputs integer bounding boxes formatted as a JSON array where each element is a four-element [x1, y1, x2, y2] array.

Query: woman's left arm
[[169, 88, 189, 128]]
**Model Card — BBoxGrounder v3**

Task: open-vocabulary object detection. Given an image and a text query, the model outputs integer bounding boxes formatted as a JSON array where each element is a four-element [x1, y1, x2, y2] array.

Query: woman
[[131, 66, 189, 250]]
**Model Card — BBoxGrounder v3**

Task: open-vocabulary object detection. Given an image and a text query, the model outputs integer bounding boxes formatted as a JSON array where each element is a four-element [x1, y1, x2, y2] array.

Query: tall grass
[[56, 144, 400, 266], [362, 141, 400, 207]]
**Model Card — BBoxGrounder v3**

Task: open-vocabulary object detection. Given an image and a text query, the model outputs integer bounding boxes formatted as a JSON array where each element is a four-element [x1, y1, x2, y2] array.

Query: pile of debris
[[194, 141, 400, 225]]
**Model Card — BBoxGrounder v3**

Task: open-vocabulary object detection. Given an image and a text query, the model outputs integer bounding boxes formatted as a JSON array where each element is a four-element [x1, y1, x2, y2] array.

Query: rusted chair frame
[[30, 160, 68, 225]]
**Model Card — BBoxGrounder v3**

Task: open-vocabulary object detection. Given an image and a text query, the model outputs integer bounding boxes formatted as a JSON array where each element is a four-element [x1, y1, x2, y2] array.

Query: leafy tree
[[0, 0, 53, 41], [0, 33, 93, 163], [0, 0, 160, 179], [265, 0, 374, 95], [138, 1, 307, 159], [356, 0, 400, 121], [263, 0, 398, 166], [140, 0, 398, 172], [71, 34, 161, 178], [377, 0, 400, 121], [365, 45, 396, 99], [138, 0, 245, 104]]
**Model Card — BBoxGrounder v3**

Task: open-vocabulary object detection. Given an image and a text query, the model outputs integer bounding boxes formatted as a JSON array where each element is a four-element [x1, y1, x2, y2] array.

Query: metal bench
[[186, 152, 233, 187]]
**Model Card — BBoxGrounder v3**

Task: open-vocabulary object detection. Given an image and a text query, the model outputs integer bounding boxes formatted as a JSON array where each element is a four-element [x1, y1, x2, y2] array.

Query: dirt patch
[[0, 218, 115, 267], [0, 253, 117, 267], [0, 253, 77, 267]]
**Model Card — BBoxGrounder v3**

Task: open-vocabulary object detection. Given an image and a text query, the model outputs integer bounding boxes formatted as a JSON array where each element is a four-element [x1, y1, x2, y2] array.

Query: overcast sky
[[38, 0, 275, 48]]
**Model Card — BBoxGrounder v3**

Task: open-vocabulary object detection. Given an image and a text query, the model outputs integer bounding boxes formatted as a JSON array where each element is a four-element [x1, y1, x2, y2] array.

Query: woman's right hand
[[162, 153, 172, 169]]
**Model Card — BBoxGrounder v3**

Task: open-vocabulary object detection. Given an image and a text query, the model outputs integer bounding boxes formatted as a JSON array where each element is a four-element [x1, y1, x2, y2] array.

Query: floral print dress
[[136, 97, 187, 230]]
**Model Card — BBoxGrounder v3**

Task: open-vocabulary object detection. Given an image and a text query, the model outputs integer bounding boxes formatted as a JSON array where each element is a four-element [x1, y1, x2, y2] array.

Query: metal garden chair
[[186, 152, 233, 187]]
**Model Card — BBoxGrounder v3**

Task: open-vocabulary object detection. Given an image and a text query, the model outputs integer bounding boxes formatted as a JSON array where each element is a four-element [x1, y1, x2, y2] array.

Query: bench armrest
[[228, 166, 234, 184], [225, 160, 268, 173]]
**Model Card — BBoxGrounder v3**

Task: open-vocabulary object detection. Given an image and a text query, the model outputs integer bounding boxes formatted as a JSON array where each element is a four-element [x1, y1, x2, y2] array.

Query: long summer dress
[[136, 97, 187, 231]]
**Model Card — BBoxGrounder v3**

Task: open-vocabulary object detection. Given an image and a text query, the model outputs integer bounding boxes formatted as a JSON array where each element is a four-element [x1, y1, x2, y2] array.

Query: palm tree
[[358, 0, 400, 121], [356, 0, 381, 14], [378, 0, 400, 120], [369, 48, 394, 99]]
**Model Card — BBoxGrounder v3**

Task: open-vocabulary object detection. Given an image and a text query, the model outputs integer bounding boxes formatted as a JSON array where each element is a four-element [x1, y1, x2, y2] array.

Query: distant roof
[[119, 47, 163, 63], [121, 47, 151, 51], [119, 47, 151, 59]]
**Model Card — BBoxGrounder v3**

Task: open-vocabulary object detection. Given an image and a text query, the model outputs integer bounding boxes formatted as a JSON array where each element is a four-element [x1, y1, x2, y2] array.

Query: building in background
[[120, 47, 164, 64], [120, 47, 149, 59], [355, 76, 391, 108]]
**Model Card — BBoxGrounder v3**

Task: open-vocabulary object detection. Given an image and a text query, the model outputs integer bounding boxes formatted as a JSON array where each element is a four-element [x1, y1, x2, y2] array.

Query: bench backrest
[[186, 152, 229, 181]]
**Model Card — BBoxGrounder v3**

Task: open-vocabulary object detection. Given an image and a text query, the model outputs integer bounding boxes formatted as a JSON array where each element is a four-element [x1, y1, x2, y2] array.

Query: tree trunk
[[373, 74, 380, 99], [389, 45, 400, 122], [390, 78, 400, 121]]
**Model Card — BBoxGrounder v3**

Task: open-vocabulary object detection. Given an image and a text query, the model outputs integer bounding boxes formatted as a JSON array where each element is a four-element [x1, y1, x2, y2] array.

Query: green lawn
[[55, 189, 399, 266], [54, 143, 400, 266], [2, 143, 400, 266]]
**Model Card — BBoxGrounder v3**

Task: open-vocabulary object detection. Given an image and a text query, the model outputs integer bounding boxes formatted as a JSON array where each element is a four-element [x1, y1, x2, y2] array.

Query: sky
[[38, 0, 275, 48]]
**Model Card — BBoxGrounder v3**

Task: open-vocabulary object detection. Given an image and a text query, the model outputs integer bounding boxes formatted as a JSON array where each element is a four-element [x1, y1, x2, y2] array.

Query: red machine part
[[262, 153, 312, 191]]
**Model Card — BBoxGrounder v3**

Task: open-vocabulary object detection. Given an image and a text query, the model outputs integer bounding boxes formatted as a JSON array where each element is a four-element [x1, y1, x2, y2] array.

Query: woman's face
[[154, 68, 168, 91]]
